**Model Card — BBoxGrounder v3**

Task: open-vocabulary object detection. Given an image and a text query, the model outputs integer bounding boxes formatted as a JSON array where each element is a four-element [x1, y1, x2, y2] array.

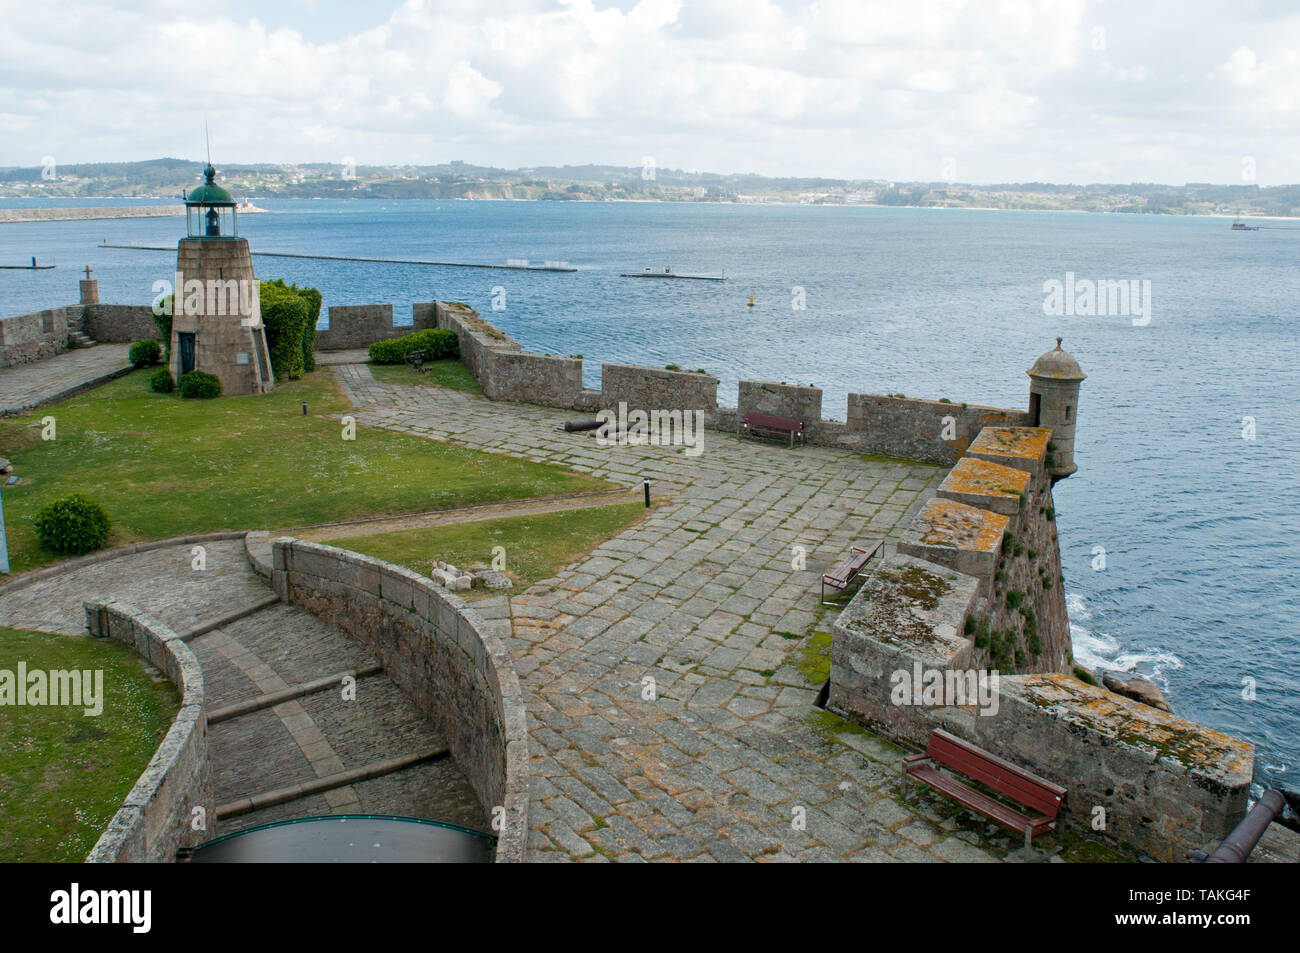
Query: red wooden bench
[[904, 729, 1067, 858], [820, 540, 883, 604], [740, 412, 803, 448]]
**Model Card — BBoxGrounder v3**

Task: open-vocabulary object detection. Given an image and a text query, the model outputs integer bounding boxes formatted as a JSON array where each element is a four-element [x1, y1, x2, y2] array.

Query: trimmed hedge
[[178, 370, 222, 399], [261, 279, 321, 376], [33, 493, 112, 555], [260, 281, 309, 381], [148, 368, 175, 393], [369, 328, 459, 364], [129, 339, 162, 368]]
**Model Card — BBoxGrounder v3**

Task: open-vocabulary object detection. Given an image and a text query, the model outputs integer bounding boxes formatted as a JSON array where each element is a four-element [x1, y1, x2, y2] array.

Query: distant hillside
[[1, 157, 1296, 216]]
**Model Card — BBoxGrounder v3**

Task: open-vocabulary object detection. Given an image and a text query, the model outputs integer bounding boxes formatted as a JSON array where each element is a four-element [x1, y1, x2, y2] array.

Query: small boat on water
[[621, 266, 726, 281], [1231, 218, 1259, 231]]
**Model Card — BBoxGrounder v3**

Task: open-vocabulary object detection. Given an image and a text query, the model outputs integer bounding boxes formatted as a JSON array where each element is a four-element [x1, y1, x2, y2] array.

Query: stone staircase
[[67, 307, 96, 348], [185, 599, 488, 835]]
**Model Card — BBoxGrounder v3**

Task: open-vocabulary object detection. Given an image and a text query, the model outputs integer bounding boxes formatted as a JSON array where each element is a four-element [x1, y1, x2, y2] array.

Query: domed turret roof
[[185, 164, 235, 206], [1028, 338, 1085, 381]]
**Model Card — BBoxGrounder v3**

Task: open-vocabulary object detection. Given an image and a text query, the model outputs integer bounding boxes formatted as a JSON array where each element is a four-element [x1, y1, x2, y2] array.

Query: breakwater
[[0, 205, 266, 223], [98, 243, 575, 272]]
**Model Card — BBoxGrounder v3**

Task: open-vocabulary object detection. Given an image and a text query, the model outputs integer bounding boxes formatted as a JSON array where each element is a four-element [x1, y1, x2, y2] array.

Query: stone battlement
[[830, 422, 1253, 860]]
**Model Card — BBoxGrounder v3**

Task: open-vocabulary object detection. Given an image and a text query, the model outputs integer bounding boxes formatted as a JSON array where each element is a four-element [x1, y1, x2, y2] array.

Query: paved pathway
[[0, 539, 485, 840], [335, 365, 1019, 862], [0, 344, 131, 415]]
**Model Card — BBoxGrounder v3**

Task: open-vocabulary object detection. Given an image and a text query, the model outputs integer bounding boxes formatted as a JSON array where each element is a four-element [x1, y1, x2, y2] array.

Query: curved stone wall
[[83, 600, 213, 863], [270, 538, 529, 863]]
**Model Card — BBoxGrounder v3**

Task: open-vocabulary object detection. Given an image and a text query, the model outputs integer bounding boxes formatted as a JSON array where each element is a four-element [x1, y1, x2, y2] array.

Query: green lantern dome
[[185, 164, 235, 206]]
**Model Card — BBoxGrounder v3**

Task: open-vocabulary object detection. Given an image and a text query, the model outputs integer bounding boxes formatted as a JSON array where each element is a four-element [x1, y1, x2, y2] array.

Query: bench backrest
[[745, 412, 803, 432], [926, 729, 1065, 818]]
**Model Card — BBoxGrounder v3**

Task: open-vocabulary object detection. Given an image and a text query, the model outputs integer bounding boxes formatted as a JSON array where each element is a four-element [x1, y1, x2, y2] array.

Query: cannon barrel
[[563, 419, 605, 433], [1202, 790, 1286, 863]]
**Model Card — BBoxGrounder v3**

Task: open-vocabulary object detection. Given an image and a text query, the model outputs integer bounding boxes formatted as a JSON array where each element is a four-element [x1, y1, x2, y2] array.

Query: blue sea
[[3, 198, 1297, 792]]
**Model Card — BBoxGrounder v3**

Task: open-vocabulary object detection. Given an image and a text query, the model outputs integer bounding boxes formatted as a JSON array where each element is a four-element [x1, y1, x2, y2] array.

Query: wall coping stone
[[83, 600, 213, 862]]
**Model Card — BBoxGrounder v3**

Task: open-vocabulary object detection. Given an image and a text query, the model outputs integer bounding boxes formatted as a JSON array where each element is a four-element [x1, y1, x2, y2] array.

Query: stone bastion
[[827, 427, 1254, 861], [322, 302, 1253, 860]]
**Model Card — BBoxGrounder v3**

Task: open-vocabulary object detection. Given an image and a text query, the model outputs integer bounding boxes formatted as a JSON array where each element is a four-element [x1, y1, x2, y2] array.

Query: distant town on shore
[[2, 157, 1297, 217]]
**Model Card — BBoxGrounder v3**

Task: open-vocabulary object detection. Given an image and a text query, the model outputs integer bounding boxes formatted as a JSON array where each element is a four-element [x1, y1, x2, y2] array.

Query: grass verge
[[321, 501, 648, 596], [0, 627, 179, 862], [0, 369, 610, 572], [368, 359, 483, 394]]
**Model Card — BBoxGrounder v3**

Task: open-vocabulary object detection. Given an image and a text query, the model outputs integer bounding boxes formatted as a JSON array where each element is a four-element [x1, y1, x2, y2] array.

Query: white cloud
[[0, 0, 1298, 182]]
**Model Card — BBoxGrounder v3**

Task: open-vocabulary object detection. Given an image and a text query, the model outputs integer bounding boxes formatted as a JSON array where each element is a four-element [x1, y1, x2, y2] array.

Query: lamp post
[[0, 484, 10, 574]]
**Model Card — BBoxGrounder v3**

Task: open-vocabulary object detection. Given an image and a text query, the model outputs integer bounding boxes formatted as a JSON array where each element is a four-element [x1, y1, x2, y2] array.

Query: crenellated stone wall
[[82, 304, 157, 343], [315, 303, 438, 351], [600, 364, 718, 415], [0, 307, 70, 366], [432, 301, 582, 408], [270, 538, 529, 862], [83, 600, 214, 863], [842, 394, 1030, 464]]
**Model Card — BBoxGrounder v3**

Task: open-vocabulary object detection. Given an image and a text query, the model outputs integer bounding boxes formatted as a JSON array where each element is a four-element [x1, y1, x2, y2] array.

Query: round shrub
[[129, 339, 162, 368], [178, 370, 222, 399], [149, 368, 175, 393], [33, 494, 111, 555]]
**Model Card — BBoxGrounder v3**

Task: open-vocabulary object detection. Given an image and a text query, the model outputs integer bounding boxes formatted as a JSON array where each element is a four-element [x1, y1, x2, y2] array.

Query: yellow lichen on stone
[[1014, 674, 1254, 776], [940, 457, 1030, 499], [914, 498, 1009, 553], [969, 426, 1052, 461]]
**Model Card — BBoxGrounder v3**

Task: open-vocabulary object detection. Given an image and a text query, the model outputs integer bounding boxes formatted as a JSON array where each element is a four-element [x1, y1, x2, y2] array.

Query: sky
[[1, 0, 1298, 185]]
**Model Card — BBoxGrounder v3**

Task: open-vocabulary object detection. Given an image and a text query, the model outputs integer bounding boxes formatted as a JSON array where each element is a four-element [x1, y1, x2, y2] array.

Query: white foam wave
[[1067, 592, 1184, 690]]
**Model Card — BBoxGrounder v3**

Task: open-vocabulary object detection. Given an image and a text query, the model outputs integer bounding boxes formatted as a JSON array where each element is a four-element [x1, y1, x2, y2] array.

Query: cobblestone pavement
[[0, 344, 131, 415], [0, 539, 485, 837], [335, 365, 1009, 862]]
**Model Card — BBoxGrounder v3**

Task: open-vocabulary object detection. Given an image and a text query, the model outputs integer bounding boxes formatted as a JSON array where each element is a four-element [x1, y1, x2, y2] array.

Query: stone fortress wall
[[327, 302, 1034, 464], [0, 307, 72, 367], [826, 431, 1254, 860], [83, 600, 214, 863], [327, 301, 1251, 861], [315, 303, 438, 351], [0, 301, 156, 367], [8, 293, 1256, 861]]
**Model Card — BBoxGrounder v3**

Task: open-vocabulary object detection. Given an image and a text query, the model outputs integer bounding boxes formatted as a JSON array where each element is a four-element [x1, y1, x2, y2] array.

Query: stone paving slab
[[331, 364, 1006, 863], [0, 343, 132, 415]]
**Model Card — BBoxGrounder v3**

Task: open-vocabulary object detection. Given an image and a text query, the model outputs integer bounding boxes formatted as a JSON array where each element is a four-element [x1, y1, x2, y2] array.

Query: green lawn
[[0, 369, 610, 572], [321, 501, 648, 596], [368, 359, 483, 394], [0, 627, 179, 862]]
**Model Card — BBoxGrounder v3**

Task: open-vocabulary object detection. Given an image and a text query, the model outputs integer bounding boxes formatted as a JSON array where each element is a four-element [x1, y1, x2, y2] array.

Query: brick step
[[179, 593, 281, 641], [207, 662, 385, 724], [215, 747, 450, 820], [207, 662, 451, 806]]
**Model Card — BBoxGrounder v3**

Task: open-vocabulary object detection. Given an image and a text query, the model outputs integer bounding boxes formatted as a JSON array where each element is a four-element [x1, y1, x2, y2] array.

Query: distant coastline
[[0, 195, 1296, 222]]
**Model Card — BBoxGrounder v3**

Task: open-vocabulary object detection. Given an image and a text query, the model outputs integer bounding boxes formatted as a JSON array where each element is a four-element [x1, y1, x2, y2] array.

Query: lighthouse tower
[[170, 164, 273, 395], [1027, 338, 1085, 480]]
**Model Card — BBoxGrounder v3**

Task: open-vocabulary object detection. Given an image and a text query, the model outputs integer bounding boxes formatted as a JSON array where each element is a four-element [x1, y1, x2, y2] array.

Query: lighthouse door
[[178, 332, 196, 375], [1028, 391, 1041, 427]]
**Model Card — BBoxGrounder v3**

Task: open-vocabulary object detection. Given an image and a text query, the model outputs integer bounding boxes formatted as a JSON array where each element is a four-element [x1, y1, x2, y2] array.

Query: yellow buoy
[[747, 289, 755, 307]]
